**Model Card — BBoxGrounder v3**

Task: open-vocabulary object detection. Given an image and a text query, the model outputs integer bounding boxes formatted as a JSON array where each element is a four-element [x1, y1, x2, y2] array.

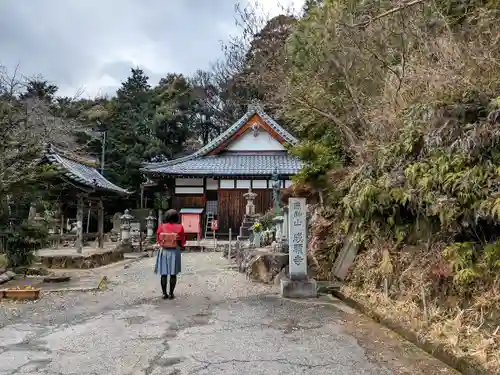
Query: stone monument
[[110, 212, 121, 242], [280, 197, 317, 298]]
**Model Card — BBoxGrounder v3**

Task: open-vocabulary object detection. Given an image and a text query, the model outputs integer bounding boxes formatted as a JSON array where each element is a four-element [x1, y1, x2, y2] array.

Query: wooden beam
[[97, 199, 104, 248]]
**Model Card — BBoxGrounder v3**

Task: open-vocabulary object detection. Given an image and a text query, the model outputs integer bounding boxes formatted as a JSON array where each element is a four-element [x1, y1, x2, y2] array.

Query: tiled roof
[[144, 154, 302, 177], [142, 102, 299, 171], [45, 146, 129, 195]]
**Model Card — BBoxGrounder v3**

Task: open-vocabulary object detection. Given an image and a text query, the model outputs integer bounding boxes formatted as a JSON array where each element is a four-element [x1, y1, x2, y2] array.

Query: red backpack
[[158, 224, 179, 248]]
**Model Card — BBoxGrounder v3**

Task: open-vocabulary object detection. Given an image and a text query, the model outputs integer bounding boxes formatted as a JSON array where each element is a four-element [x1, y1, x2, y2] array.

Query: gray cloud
[[0, 0, 302, 97], [0, 0, 238, 97]]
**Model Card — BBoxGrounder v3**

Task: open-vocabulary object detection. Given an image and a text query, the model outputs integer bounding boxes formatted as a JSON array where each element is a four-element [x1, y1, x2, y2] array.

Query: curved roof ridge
[[46, 143, 99, 167], [45, 144, 129, 195]]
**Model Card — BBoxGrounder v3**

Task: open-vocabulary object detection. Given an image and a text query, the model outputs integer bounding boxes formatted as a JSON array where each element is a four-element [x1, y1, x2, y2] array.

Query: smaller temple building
[[41, 144, 129, 251], [45, 144, 129, 196], [141, 103, 302, 237]]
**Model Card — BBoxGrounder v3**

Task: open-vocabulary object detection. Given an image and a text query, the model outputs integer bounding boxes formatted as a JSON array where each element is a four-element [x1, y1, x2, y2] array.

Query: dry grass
[[365, 12, 500, 149], [343, 241, 500, 373]]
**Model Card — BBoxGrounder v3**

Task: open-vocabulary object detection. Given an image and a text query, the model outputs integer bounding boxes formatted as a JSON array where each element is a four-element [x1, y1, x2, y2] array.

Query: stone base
[[280, 277, 318, 299], [40, 250, 125, 269]]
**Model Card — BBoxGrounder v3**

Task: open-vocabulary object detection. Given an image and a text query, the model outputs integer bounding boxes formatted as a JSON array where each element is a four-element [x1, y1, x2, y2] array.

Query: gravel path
[[0, 253, 458, 375]]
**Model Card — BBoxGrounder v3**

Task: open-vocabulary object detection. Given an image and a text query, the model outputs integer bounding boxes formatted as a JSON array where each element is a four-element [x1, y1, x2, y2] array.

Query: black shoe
[[168, 294, 175, 300], [162, 294, 169, 299]]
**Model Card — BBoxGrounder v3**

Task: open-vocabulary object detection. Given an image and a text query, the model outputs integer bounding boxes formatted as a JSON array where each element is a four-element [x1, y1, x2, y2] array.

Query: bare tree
[[201, 1, 299, 124], [0, 66, 92, 209]]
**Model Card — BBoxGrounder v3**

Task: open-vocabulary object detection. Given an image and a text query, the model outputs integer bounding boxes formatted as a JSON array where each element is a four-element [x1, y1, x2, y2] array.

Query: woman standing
[[154, 209, 185, 299]]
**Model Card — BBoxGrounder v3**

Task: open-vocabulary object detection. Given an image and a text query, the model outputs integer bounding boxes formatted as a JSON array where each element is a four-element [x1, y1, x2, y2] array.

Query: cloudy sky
[[0, 0, 303, 98]]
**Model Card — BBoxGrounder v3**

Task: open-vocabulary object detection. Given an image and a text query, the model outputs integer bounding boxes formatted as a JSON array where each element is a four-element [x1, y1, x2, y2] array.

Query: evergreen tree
[[103, 68, 162, 190]]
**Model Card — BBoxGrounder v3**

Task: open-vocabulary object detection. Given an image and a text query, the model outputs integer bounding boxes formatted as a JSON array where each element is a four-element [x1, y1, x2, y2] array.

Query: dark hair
[[164, 209, 179, 223]]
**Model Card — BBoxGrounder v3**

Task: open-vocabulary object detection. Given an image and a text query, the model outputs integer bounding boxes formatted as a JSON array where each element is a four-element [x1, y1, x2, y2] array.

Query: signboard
[[288, 197, 307, 280], [211, 220, 218, 231]]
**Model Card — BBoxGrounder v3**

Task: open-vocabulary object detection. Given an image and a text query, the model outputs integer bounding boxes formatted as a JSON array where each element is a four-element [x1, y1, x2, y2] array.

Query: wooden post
[[228, 228, 232, 260], [60, 214, 64, 235], [56, 203, 63, 249], [140, 185, 144, 208], [76, 195, 84, 253], [86, 202, 91, 233], [421, 283, 428, 322], [98, 199, 104, 249]]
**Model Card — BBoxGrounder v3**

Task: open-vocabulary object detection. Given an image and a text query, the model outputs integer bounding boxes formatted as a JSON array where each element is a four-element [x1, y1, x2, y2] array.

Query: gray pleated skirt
[[154, 248, 181, 276]]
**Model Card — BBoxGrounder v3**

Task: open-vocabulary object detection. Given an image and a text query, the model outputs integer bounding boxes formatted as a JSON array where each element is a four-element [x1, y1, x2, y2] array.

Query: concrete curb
[[0, 271, 16, 285], [330, 289, 489, 375], [123, 252, 150, 260], [43, 286, 100, 293]]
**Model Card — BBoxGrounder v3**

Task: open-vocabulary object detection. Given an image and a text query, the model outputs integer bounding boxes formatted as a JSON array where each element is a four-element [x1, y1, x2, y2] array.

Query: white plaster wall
[[220, 180, 235, 189], [175, 178, 203, 186], [236, 180, 251, 189], [206, 178, 218, 190], [252, 180, 268, 189], [225, 129, 285, 151], [175, 186, 204, 194]]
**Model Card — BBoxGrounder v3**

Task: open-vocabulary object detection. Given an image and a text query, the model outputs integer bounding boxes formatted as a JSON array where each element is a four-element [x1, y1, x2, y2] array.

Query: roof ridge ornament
[[250, 121, 260, 137]]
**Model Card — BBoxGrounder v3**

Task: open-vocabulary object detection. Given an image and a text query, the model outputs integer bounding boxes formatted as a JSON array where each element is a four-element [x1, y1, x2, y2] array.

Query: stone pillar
[[120, 209, 133, 244], [146, 210, 156, 243], [252, 230, 261, 248], [97, 199, 104, 248], [282, 205, 289, 250], [280, 197, 317, 298], [75, 195, 84, 253], [271, 215, 284, 252]]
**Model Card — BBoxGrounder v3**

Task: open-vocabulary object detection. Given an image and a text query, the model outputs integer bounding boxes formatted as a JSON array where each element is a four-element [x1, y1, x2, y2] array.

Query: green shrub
[[259, 209, 276, 231], [5, 221, 49, 268]]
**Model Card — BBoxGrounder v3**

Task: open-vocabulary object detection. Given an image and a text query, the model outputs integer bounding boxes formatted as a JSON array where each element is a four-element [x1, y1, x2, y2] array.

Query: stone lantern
[[243, 188, 257, 216], [238, 188, 258, 242], [120, 209, 134, 244], [146, 210, 156, 243]]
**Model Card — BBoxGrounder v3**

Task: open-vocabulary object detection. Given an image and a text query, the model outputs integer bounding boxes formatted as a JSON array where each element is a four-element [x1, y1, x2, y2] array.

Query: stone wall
[[39, 245, 129, 269]]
